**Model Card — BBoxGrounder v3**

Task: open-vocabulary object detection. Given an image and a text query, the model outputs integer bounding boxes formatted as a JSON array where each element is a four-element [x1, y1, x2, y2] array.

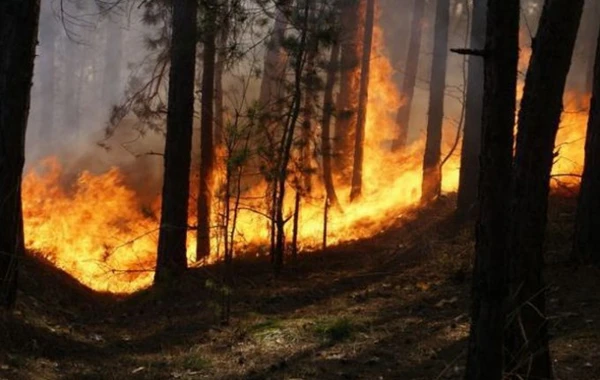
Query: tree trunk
[[456, 0, 486, 219], [321, 41, 341, 207], [0, 0, 40, 309], [197, 2, 217, 261], [421, 0, 450, 204], [506, 0, 584, 377], [155, 0, 197, 283], [301, 17, 318, 194], [573, 25, 600, 265], [583, 0, 599, 94], [214, 1, 230, 147], [272, 0, 311, 273], [333, 0, 365, 183], [463, 0, 519, 378], [391, 0, 425, 151], [350, 0, 375, 201]]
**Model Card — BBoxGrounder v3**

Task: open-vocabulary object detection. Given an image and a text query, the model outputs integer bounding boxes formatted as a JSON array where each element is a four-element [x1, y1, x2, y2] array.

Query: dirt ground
[[1, 196, 599, 380]]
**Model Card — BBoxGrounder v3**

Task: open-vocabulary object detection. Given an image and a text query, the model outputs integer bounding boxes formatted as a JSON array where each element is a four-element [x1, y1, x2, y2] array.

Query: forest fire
[[21, 21, 463, 292], [20, 16, 590, 293]]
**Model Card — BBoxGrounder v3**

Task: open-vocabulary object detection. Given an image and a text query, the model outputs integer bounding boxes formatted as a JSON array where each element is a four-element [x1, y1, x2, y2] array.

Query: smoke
[[27, 0, 162, 189]]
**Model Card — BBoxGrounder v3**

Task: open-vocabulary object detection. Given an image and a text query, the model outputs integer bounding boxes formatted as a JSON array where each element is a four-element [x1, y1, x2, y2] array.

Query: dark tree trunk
[[155, 0, 197, 283], [421, 0, 450, 204], [456, 0, 486, 219], [38, 4, 56, 141], [333, 0, 365, 182], [583, 0, 599, 94], [214, 2, 230, 147], [197, 3, 217, 261], [321, 41, 341, 207], [573, 26, 600, 265], [301, 17, 318, 195], [463, 0, 519, 378], [0, 0, 40, 309], [391, 0, 425, 151], [506, 0, 584, 377], [350, 0, 375, 201], [272, 0, 310, 273]]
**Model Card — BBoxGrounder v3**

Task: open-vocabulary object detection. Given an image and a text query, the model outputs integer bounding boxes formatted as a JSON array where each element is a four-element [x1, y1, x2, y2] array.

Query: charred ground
[[1, 196, 598, 380]]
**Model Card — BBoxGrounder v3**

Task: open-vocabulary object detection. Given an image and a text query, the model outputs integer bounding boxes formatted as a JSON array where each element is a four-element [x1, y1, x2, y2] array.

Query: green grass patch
[[249, 318, 284, 337], [314, 316, 357, 343]]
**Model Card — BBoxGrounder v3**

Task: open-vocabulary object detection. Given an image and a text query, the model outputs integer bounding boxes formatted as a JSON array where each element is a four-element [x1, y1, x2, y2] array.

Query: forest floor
[[1, 196, 599, 380]]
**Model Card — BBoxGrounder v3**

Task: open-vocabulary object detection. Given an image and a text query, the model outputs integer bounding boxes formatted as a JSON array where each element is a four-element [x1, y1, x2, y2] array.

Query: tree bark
[[506, 0, 584, 377], [214, 1, 230, 147], [573, 23, 600, 264], [350, 0, 375, 201], [463, 0, 519, 378], [0, 0, 40, 309], [333, 0, 365, 183], [391, 0, 425, 151], [197, 2, 217, 261], [456, 0, 486, 219], [421, 0, 450, 204], [155, 0, 197, 283], [321, 41, 341, 207]]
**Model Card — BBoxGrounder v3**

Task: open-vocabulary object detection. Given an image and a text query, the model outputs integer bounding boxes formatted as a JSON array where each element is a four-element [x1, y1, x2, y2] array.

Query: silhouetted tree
[[392, 0, 425, 150], [197, 0, 218, 261], [463, 0, 519, 378], [333, 0, 364, 182], [350, 0, 375, 201], [155, 0, 198, 283], [573, 24, 600, 265], [456, 0, 486, 218], [0, 0, 41, 309], [321, 40, 341, 207], [421, 0, 450, 203], [506, 0, 584, 377]]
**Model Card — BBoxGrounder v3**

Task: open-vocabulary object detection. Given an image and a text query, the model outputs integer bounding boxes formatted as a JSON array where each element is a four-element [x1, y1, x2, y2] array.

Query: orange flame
[[22, 23, 589, 292]]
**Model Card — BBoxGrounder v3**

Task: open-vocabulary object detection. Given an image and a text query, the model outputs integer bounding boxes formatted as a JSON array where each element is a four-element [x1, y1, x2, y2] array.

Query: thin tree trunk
[[155, 0, 197, 283], [214, 2, 230, 147], [272, 0, 310, 273], [506, 0, 584, 377], [421, 0, 450, 204], [333, 0, 365, 182], [456, 0, 486, 219], [463, 0, 519, 378], [391, 0, 425, 151], [301, 18, 318, 194], [573, 24, 600, 265], [350, 0, 375, 201], [322, 41, 341, 208], [197, 2, 217, 261], [0, 0, 41, 309]]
